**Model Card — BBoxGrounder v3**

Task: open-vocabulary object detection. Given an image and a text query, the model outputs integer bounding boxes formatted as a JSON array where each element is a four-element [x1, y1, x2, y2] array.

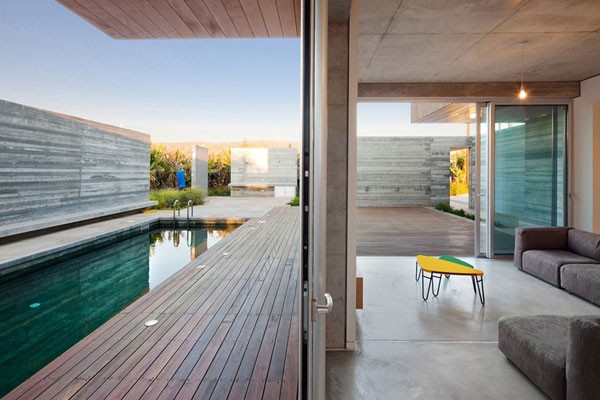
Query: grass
[[150, 188, 206, 209], [208, 186, 231, 196], [435, 202, 475, 220]]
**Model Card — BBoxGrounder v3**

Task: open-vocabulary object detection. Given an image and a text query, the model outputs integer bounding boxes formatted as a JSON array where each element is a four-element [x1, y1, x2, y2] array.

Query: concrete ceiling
[[359, 0, 600, 82], [56, 0, 600, 82]]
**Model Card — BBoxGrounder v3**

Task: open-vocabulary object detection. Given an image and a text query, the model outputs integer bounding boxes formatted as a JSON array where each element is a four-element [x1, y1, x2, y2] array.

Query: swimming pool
[[0, 226, 234, 397]]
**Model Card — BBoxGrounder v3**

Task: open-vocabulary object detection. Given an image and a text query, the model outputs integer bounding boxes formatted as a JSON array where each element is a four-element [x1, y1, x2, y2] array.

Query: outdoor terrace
[[4, 206, 299, 400]]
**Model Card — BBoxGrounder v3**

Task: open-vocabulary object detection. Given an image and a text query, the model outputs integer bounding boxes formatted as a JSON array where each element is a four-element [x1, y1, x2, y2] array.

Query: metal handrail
[[173, 199, 181, 220], [186, 200, 193, 220]]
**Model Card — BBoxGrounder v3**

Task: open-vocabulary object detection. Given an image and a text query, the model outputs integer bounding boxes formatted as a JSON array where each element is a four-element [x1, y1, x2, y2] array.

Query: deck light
[[144, 319, 158, 327], [29, 303, 41, 308], [197, 265, 206, 269]]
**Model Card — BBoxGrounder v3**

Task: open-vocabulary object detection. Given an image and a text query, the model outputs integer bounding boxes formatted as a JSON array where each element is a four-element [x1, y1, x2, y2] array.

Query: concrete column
[[192, 146, 208, 192], [326, 0, 357, 350]]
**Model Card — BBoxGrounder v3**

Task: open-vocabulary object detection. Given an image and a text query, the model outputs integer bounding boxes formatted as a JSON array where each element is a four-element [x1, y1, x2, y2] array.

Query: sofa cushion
[[514, 227, 570, 270], [498, 315, 569, 400], [560, 264, 600, 306], [522, 250, 598, 287], [568, 229, 600, 261], [567, 316, 600, 400]]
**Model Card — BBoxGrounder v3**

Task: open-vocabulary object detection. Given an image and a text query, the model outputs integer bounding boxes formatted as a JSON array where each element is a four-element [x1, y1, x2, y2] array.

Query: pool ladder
[[172, 200, 194, 224]]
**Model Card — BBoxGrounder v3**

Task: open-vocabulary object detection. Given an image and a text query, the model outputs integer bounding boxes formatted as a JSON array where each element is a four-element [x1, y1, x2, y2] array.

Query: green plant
[[208, 150, 231, 189], [150, 145, 192, 190], [150, 188, 206, 209], [435, 202, 475, 220], [208, 186, 231, 196], [450, 181, 469, 196], [287, 187, 299, 206]]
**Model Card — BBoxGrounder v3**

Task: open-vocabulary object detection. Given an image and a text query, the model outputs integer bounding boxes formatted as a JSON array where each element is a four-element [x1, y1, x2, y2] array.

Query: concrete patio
[[326, 256, 600, 399], [0, 197, 292, 278]]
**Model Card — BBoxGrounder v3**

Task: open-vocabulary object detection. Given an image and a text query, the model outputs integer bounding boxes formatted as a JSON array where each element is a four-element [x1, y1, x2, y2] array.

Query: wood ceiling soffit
[[221, 0, 254, 37], [58, 0, 301, 38], [184, 0, 225, 37], [115, 0, 169, 38], [259, 0, 284, 37], [202, 0, 241, 37], [56, 0, 125, 39], [165, 0, 211, 37], [276, 0, 297, 37], [148, 0, 196, 37], [239, 0, 269, 37]]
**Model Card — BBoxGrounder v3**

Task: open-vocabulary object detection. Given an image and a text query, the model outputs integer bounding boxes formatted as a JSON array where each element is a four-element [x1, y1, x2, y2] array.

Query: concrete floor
[[357, 208, 475, 256], [326, 256, 600, 399]]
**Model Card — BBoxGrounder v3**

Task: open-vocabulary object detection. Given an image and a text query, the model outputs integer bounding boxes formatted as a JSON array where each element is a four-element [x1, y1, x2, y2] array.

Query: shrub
[[450, 181, 469, 196], [208, 186, 231, 196], [288, 187, 299, 206], [150, 188, 206, 209], [150, 145, 191, 190], [435, 202, 474, 220]]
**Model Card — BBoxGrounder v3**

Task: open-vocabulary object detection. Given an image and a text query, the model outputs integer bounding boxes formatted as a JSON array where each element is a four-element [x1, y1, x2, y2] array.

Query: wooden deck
[[5, 207, 300, 400], [357, 207, 475, 256]]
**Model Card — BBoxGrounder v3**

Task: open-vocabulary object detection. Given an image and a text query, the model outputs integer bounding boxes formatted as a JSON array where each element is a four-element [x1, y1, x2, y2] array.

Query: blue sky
[[0, 1, 465, 142]]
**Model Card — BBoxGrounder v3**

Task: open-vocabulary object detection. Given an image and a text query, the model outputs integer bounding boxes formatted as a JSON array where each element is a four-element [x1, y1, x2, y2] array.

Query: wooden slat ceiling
[[56, 0, 300, 39]]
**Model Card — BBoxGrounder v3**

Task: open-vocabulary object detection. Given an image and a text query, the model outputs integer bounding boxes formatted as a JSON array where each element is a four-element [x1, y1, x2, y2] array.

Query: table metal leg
[[471, 276, 477, 293], [431, 273, 442, 297], [415, 260, 422, 282], [475, 276, 485, 305]]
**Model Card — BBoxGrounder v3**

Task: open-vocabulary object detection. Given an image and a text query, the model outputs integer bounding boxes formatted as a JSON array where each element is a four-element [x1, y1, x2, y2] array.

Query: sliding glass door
[[493, 105, 568, 255]]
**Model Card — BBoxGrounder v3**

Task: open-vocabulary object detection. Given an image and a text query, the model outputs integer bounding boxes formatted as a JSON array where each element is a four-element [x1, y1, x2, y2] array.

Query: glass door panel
[[493, 105, 568, 255], [475, 103, 490, 257]]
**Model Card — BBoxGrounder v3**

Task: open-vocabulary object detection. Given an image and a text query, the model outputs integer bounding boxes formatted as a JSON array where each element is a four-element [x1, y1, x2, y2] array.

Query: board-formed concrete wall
[[230, 147, 297, 197], [357, 136, 474, 207], [0, 100, 153, 238], [191, 145, 208, 192]]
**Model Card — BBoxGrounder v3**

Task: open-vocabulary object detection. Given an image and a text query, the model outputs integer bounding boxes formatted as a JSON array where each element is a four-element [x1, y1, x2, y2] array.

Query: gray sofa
[[498, 315, 600, 400], [514, 227, 600, 306]]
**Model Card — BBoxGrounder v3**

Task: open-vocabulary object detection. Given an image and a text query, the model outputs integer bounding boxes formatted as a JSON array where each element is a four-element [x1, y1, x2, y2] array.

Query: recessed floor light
[[223, 252, 229, 255], [144, 319, 158, 327], [258, 221, 266, 224], [197, 265, 206, 269], [29, 303, 41, 308]]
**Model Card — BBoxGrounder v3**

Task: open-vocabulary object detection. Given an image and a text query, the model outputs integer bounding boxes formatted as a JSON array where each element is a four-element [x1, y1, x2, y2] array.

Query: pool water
[[0, 227, 233, 397]]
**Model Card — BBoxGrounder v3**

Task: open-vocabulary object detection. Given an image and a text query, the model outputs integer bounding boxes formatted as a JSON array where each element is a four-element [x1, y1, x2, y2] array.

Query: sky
[[0, 1, 466, 142]]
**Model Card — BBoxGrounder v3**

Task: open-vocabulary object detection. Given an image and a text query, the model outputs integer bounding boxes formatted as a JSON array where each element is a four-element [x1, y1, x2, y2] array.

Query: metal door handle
[[316, 293, 333, 315]]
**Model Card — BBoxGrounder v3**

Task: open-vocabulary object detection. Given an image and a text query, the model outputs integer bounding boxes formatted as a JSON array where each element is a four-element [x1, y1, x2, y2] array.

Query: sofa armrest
[[567, 316, 600, 400], [514, 227, 570, 270]]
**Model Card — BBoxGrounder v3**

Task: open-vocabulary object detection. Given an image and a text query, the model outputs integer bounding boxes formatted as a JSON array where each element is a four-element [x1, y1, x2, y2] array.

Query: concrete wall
[[357, 136, 474, 207], [230, 147, 297, 197], [573, 75, 600, 233], [191, 145, 208, 192], [0, 100, 152, 238]]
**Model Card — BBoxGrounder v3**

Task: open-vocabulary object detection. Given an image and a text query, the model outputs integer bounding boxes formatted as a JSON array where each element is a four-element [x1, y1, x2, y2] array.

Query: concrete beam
[[358, 81, 581, 100]]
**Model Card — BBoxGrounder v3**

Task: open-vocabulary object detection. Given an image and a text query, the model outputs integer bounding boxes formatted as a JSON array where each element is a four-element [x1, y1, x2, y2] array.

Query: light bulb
[[519, 86, 527, 99]]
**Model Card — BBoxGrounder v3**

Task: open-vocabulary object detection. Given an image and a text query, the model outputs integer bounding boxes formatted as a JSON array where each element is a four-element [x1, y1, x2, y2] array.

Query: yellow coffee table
[[415, 255, 485, 305]]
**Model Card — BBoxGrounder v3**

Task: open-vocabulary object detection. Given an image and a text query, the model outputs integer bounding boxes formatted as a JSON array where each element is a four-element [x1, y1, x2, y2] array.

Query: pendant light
[[518, 41, 527, 99]]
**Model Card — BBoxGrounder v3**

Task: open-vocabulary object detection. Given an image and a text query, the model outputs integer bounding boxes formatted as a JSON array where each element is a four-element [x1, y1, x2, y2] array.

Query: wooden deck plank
[[7, 207, 299, 400]]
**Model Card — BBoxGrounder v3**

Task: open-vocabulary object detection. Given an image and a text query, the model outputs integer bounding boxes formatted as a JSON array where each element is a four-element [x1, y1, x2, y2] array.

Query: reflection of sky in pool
[[148, 228, 232, 288], [0, 226, 233, 397]]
